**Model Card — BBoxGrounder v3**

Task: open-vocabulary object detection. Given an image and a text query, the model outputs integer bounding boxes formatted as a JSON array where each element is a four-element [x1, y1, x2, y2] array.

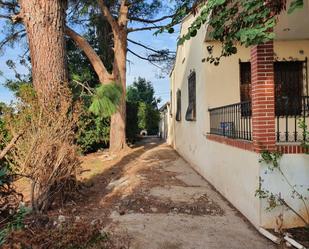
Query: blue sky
[[0, 46, 25, 104], [0, 23, 178, 106], [127, 29, 178, 105]]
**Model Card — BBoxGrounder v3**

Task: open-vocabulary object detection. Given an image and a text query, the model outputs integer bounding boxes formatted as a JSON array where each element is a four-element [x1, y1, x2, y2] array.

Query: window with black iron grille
[[186, 71, 196, 121], [176, 89, 181, 121], [275, 61, 304, 116], [239, 60, 307, 117]]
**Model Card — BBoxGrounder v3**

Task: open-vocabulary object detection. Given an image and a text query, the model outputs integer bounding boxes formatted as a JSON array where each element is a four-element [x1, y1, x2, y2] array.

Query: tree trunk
[[109, 29, 127, 152], [19, 0, 68, 104], [65, 26, 126, 152], [65, 27, 113, 84]]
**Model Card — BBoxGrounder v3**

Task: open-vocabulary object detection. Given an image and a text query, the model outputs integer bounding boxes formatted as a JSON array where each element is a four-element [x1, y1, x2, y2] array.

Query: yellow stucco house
[[168, 1, 309, 229]]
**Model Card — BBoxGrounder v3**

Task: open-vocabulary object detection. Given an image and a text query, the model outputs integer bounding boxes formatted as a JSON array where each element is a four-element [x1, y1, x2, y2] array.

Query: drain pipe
[[259, 227, 307, 249], [284, 235, 306, 249]]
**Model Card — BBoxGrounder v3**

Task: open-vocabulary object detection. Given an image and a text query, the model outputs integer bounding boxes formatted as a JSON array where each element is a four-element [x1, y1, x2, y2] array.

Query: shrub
[[0, 103, 23, 228], [76, 112, 110, 154], [4, 85, 81, 212]]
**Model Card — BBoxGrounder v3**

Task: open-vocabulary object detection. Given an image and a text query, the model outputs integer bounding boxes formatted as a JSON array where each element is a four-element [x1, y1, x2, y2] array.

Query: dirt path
[[76, 137, 275, 249]]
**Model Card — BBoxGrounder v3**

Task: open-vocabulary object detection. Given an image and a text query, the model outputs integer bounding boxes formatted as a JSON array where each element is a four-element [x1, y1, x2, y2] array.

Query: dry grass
[[3, 215, 131, 249]]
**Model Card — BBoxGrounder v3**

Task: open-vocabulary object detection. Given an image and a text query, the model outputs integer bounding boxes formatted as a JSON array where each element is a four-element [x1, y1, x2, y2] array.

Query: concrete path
[[105, 138, 276, 249]]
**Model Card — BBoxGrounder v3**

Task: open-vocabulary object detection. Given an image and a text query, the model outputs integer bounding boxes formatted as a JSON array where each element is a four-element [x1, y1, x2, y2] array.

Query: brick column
[[251, 41, 276, 152]]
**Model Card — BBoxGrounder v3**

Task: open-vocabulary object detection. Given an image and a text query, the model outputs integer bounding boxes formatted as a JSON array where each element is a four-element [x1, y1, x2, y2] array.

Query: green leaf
[[168, 27, 175, 34], [0, 166, 7, 177], [288, 0, 304, 14], [190, 29, 197, 37]]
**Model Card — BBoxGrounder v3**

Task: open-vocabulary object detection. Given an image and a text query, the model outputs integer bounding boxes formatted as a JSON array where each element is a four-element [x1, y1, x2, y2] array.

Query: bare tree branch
[[0, 14, 11, 20], [127, 48, 164, 70], [128, 38, 175, 54], [0, 133, 23, 160]]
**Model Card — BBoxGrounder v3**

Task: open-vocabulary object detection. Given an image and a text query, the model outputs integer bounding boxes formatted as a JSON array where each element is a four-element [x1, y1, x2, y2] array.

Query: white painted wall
[[169, 15, 309, 228]]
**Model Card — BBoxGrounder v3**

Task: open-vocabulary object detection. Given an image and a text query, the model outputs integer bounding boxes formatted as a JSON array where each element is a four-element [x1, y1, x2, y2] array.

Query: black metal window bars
[[209, 101, 252, 141]]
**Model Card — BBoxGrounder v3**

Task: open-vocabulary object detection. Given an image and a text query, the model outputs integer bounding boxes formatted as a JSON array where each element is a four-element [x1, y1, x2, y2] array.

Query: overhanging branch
[[129, 14, 175, 24], [128, 38, 175, 55], [127, 49, 169, 70], [0, 29, 26, 51], [128, 25, 165, 33]]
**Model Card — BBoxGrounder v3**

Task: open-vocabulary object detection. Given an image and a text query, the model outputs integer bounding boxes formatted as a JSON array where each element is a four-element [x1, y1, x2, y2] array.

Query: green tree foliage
[[0, 103, 10, 151], [67, 41, 99, 90], [67, 0, 178, 71], [126, 101, 139, 144], [66, 27, 113, 154], [72, 81, 121, 154], [127, 77, 161, 108], [137, 102, 148, 131], [76, 83, 122, 153], [76, 113, 110, 153], [137, 102, 160, 135], [127, 77, 161, 136]]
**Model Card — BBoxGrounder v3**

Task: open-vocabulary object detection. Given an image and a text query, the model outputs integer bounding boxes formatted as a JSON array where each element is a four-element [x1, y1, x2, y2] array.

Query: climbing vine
[[159, 0, 304, 64], [299, 119, 309, 154]]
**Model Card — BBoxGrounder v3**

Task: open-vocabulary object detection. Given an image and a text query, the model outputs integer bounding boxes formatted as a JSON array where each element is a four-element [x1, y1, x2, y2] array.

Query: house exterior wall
[[169, 15, 309, 228]]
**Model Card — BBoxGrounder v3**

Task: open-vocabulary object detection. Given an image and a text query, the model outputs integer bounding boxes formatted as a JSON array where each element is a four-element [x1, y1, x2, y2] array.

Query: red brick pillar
[[251, 41, 276, 152]]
